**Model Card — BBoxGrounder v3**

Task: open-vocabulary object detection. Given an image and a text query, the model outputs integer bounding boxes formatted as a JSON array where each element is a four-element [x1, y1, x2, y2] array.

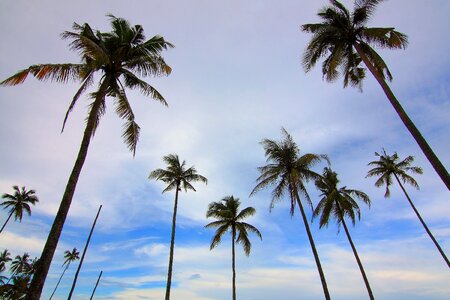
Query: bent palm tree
[[49, 248, 79, 300], [301, 0, 450, 190], [250, 128, 330, 299], [1, 186, 39, 234], [205, 196, 262, 300], [149, 154, 207, 300], [1, 16, 173, 299], [314, 167, 374, 299], [367, 150, 449, 268]]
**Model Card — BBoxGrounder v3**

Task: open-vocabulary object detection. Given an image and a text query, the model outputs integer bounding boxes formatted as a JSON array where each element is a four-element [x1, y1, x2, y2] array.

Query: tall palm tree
[[301, 0, 450, 190], [367, 149, 449, 268], [149, 154, 207, 300], [48, 248, 79, 300], [205, 196, 262, 300], [314, 167, 374, 299], [1, 15, 173, 299], [1, 186, 39, 234], [250, 128, 330, 299]]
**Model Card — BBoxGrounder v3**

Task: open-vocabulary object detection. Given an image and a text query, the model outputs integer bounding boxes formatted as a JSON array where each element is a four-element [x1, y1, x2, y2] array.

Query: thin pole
[[89, 271, 103, 300], [67, 205, 102, 299]]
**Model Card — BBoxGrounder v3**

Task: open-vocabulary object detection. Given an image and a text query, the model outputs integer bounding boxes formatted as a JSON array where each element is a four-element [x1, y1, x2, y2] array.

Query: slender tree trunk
[[26, 75, 111, 300], [393, 174, 450, 268], [89, 270, 103, 300], [354, 44, 450, 191], [48, 264, 69, 300], [0, 210, 14, 234], [295, 193, 330, 300], [165, 185, 180, 300], [231, 226, 236, 300], [68, 205, 102, 299], [336, 202, 375, 299]]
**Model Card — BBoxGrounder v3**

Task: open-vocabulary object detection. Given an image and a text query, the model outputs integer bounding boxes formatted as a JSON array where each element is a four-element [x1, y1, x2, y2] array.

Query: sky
[[0, 0, 449, 299]]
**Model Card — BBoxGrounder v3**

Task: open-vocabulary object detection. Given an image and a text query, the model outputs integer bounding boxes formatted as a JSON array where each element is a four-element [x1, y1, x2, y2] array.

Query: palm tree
[[1, 186, 39, 234], [0, 250, 12, 273], [1, 16, 173, 299], [250, 128, 330, 299], [9, 253, 31, 281], [367, 149, 449, 267], [314, 167, 374, 299], [149, 154, 207, 300], [301, 0, 450, 190], [205, 196, 262, 300], [48, 248, 79, 300]]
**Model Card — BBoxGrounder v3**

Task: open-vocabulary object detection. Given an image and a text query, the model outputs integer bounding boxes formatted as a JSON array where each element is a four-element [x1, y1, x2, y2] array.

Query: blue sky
[[0, 0, 449, 299]]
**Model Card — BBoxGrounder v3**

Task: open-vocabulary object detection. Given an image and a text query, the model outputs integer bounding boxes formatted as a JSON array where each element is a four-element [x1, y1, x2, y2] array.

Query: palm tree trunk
[[68, 205, 102, 299], [354, 44, 450, 191], [26, 75, 112, 300], [0, 210, 14, 234], [394, 174, 450, 268], [89, 270, 103, 300], [336, 202, 375, 299], [295, 193, 330, 300], [232, 226, 236, 300], [48, 264, 69, 300], [165, 185, 180, 300]]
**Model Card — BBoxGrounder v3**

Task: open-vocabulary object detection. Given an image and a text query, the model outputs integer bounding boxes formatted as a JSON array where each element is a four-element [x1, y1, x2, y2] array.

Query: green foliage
[[0, 250, 39, 299], [314, 167, 371, 229], [149, 154, 208, 193], [1, 186, 39, 229], [205, 196, 262, 256], [366, 149, 422, 197], [251, 128, 326, 215], [0, 15, 174, 156], [301, 0, 408, 89]]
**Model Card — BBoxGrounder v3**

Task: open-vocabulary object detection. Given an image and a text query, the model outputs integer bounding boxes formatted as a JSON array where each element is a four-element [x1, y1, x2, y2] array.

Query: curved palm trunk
[[0, 210, 14, 234], [48, 264, 70, 300], [336, 202, 375, 299], [354, 44, 450, 191], [393, 174, 450, 268], [165, 185, 180, 300], [231, 226, 236, 300], [27, 75, 112, 300], [295, 192, 330, 300]]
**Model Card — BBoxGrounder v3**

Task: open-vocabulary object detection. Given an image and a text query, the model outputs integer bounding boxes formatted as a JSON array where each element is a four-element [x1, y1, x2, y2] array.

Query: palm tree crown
[[301, 0, 407, 89], [206, 196, 262, 255], [149, 154, 208, 193], [366, 149, 422, 197], [63, 248, 80, 267], [10, 253, 31, 276], [250, 128, 325, 214], [1, 186, 39, 234], [0, 250, 12, 273], [314, 167, 371, 229], [1, 15, 173, 155]]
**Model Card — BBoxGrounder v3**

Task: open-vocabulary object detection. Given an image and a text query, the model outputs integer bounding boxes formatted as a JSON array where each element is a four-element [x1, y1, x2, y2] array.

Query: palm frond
[[1, 64, 84, 86]]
